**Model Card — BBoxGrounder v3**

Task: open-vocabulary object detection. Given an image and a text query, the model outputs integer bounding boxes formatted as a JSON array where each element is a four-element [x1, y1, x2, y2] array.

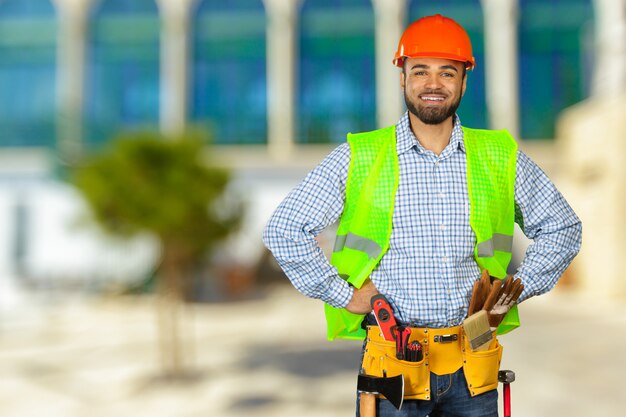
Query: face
[[401, 57, 467, 125]]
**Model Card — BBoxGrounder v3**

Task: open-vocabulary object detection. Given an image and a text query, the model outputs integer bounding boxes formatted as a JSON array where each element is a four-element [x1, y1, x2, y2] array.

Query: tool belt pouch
[[461, 332, 503, 396], [362, 326, 502, 400], [361, 328, 430, 400]]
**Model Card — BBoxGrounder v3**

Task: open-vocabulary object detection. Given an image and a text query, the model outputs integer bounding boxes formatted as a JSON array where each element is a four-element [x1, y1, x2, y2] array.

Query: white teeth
[[422, 96, 444, 101]]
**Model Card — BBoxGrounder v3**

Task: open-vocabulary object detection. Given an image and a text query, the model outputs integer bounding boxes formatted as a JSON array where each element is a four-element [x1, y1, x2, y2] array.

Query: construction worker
[[263, 14, 582, 417]]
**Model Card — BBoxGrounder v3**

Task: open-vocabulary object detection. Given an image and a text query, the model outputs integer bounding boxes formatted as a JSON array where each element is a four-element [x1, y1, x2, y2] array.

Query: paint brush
[[463, 310, 493, 351]]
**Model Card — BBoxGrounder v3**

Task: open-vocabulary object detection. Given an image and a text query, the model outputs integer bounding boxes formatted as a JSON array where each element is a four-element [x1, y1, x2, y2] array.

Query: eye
[[441, 72, 455, 78]]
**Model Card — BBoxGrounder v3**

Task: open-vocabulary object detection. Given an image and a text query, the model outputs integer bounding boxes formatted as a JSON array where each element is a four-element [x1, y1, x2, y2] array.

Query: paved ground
[[1, 282, 625, 417]]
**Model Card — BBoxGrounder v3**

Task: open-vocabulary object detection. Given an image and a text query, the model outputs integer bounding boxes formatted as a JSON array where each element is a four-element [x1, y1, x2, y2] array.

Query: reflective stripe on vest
[[333, 233, 383, 260], [325, 125, 519, 341], [477, 233, 514, 257]]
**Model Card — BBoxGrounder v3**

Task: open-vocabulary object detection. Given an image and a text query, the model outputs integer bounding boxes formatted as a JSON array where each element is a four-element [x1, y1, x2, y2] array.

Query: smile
[[420, 96, 445, 102]]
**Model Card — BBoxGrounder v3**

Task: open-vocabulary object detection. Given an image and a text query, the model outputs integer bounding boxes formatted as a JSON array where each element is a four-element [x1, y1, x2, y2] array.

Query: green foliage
[[71, 129, 243, 260]]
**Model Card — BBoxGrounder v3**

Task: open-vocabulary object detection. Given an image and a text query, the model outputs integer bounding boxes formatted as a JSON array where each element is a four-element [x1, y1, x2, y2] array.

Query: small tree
[[71, 129, 243, 378]]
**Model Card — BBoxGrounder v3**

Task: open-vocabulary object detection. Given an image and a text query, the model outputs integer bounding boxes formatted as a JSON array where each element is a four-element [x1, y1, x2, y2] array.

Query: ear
[[400, 70, 405, 92], [461, 73, 467, 96]]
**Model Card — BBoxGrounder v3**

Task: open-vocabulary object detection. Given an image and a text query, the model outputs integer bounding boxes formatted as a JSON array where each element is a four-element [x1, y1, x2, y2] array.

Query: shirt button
[[440, 223, 446, 230], [442, 256, 448, 262], [439, 193, 444, 199]]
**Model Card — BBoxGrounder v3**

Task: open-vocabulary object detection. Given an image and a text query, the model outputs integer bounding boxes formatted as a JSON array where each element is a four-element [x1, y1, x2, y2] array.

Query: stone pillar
[[157, 0, 195, 138], [480, 0, 520, 139], [263, 0, 300, 161], [53, 0, 90, 163], [592, 0, 626, 97], [371, 0, 407, 128]]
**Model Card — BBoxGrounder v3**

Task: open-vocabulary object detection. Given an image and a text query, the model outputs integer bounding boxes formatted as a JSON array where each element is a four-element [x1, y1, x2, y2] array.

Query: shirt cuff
[[321, 275, 354, 309], [513, 273, 533, 303]]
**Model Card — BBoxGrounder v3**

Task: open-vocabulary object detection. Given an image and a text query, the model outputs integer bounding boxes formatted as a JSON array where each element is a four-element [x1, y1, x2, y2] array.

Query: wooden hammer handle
[[360, 392, 376, 417]]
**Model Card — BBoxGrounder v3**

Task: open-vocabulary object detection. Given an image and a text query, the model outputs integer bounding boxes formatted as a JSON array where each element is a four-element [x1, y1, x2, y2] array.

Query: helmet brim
[[393, 52, 476, 70]]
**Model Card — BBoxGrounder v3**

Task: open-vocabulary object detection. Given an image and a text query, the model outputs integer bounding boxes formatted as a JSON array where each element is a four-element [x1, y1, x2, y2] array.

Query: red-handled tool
[[498, 370, 515, 417], [393, 326, 412, 360], [371, 294, 413, 360], [371, 294, 398, 341]]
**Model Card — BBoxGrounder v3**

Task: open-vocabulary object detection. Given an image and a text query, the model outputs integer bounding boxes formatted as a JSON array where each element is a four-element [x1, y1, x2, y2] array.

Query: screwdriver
[[404, 340, 423, 362]]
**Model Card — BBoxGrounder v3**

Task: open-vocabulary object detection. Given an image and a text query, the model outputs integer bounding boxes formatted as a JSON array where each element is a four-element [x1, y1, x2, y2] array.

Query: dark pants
[[357, 368, 498, 417]]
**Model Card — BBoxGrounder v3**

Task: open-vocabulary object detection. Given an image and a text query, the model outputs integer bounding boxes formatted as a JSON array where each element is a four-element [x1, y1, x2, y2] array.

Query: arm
[[513, 150, 582, 302], [262, 144, 360, 309]]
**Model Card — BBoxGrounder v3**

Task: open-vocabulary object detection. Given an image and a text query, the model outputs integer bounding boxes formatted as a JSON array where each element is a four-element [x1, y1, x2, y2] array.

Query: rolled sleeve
[[513, 150, 582, 302]]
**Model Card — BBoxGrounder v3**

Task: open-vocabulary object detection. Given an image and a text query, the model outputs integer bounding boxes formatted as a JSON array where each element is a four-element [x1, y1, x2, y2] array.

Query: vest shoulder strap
[[346, 125, 397, 179], [462, 127, 517, 154]]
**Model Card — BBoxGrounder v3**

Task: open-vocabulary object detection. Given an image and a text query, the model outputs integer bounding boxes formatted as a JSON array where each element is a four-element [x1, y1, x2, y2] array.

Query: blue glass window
[[298, 0, 376, 144], [519, 0, 593, 139], [85, 0, 160, 147], [408, 0, 487, 130], [0, 0, 56, 148], [192, 1, 266, 144]]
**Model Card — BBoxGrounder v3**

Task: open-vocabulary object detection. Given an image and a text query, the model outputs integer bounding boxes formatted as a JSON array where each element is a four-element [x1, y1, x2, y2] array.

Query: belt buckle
[[434, 334, 458, 343]]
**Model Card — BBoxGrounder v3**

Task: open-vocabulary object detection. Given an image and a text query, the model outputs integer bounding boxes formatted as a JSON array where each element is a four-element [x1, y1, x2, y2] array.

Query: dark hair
[[402, 60, 468, 79]]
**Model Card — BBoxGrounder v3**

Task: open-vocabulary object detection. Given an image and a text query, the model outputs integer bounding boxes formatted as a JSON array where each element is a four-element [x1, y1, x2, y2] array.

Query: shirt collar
[[395, 112, 465, 155]]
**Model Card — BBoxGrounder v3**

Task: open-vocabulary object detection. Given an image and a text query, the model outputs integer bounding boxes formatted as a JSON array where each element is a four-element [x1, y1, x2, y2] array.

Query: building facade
[[1, 0, 625, 289], [0, 0, 605, 152]]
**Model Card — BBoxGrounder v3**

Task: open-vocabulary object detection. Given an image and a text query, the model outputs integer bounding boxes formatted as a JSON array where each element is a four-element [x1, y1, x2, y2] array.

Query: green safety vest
[[324, 125, 520, 340]]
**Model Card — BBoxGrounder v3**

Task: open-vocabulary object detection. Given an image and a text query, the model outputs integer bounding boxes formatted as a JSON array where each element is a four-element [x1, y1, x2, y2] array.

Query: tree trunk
[[155, 245, 190, 378]]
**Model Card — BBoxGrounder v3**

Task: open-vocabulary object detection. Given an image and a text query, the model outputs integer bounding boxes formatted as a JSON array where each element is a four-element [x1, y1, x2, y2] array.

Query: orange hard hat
[[393, 14, 476, 70]]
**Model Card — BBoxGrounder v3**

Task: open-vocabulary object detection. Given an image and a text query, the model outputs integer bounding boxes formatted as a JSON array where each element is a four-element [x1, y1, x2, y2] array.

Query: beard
[[404, 89, 462, 125]]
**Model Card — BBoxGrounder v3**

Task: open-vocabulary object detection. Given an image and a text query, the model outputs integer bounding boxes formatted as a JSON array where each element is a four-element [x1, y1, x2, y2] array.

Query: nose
[[424, 74, 443, 89]]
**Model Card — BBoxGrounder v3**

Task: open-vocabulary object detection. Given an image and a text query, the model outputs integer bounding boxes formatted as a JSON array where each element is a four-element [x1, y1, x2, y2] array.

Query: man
[[263, 14, 581, 417]]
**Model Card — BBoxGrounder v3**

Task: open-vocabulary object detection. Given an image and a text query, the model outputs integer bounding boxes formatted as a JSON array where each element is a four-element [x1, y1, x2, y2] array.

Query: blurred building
[[0, 0, 623, 293]]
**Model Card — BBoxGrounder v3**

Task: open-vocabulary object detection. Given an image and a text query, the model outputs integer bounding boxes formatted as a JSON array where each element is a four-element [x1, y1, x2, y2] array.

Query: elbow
[[572, 219, 583, 257], [262, 213, 291, 254], [262, 219, 278, 252]]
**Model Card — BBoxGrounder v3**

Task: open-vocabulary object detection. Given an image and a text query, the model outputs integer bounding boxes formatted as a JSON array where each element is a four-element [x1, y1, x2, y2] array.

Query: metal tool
[[405, 340, 423, 362], [358, 373, 405, 415], [498, 369, 515, 417]]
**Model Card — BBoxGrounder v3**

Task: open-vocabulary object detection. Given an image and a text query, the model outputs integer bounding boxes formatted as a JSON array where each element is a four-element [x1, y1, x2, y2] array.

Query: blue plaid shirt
[[263, 113, 582, 328]]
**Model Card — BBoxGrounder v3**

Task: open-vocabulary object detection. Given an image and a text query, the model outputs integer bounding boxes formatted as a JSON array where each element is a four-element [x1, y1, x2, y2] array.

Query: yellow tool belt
[[361, 325, 503, 399]]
